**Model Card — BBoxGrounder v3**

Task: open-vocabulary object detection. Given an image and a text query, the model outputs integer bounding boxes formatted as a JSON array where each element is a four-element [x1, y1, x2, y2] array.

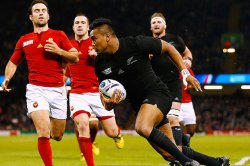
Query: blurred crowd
[[0, 92, 249, 133], [0, 0, 249, 132]]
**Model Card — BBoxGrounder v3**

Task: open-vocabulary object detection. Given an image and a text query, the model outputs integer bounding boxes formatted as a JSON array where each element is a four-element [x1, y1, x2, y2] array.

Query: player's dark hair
[[28, 0, 49, 15], [74, 13, 89, 24], [89, 18, 115, 35]]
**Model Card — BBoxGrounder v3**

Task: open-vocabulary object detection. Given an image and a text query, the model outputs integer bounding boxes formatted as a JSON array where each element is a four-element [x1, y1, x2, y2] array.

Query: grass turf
[[0, 134, 249, 165]]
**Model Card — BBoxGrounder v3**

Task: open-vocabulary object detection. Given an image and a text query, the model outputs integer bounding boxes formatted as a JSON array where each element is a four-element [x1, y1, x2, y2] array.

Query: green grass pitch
[[0, 134, 249, 165]]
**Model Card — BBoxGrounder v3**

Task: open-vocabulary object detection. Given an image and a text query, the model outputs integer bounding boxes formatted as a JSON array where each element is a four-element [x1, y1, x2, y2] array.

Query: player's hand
[[44, 40, 61, 54], [186, 75, 202, 92], [1, 78, 12, 92], [88, 48, 97, 58], [100, 89, 123, 110]]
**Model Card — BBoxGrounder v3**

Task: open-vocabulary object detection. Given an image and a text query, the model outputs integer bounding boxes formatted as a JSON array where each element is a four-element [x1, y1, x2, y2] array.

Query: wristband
[[181, 68, 190, 86]]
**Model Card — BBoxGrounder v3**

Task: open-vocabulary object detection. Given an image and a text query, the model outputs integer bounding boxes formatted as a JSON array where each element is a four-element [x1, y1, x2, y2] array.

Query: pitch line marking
[[235, 156, 250, 165]]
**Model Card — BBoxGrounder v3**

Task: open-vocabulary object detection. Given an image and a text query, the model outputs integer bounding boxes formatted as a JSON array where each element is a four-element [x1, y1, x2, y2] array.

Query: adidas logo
[[37, 44, 43, 48]]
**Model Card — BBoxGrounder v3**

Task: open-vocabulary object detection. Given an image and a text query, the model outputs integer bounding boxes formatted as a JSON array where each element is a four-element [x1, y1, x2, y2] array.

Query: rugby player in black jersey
[[89, 18, 229, 166], [150, 12, 193, 149], [150, 12, 194, 166]]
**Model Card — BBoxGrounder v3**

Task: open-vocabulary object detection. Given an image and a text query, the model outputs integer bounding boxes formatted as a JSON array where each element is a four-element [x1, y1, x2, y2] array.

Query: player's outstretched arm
[[161, 40, 202, 92], [1, 61, 17, 92]]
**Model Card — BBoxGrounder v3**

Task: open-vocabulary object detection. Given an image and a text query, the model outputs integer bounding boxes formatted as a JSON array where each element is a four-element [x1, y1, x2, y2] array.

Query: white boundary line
[[235, 156, 250, 165]]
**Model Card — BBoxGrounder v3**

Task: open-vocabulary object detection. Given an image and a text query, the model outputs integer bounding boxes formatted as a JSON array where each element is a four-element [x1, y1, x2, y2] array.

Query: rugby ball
[[99, 79, 126, 101]]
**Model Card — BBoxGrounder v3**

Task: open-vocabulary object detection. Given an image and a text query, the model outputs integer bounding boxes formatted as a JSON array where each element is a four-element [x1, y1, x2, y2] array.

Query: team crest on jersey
[[127, 56, 137, 65], [23, 40, 33, 47], [33, 101, 38, 108], [102, 67, 112, 75], [46, 38, 53, 42]]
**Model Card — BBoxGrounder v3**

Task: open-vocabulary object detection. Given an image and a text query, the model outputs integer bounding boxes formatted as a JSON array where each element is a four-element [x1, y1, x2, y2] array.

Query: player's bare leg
[[89, 119, 100, 155], [135, 104, 196, 165], [148, 120, 229, 166], [31, 110, 53, 166], [50, 118, 66, 141], [100, 117, 124, 149], [74, 113, 94, 166]]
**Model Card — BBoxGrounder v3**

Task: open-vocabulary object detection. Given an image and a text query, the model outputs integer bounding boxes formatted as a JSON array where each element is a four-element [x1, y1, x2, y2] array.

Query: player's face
[[30, 3, 49, 27], [90, 29, 108, 54], [150, 18, 166, 35], [73, 16, 89, 37]]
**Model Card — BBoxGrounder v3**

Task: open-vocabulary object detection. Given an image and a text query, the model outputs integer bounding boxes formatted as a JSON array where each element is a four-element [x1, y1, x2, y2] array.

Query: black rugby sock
[[148, 128, 192, 165], [182, 133, 191, 147], [172, 126, 183, 145], [182, 146, 221, 166]]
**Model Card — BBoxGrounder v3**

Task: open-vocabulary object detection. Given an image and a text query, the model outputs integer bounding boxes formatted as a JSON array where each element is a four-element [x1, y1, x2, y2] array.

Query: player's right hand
[[1, 78, 11, 92], [186, 75, 202, 92], [100, 89, 122, 110], [88, 48, 97, 58]]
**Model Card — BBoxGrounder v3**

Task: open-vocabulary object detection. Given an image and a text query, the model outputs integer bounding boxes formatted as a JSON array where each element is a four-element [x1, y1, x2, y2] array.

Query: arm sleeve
[[135, 35, 162, 55], [175, 35, 186, 53], [59, 31, 75, 51], [10, 37, 25, 65]]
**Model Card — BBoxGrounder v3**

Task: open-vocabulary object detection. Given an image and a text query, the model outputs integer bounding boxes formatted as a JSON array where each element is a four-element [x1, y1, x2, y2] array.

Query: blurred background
[[0, 0, 249, 134]]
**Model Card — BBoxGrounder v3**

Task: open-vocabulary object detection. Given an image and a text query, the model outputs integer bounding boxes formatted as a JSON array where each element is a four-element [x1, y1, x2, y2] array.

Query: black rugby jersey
[[150, 34, 186, 83], [95, 35, 171, 107]]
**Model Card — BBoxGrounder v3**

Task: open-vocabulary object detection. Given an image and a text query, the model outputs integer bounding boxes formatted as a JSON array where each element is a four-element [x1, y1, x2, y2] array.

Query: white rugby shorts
[[69, 92, 115, 119], [26, 84, 67, 119], [179, 102, 196, 125]]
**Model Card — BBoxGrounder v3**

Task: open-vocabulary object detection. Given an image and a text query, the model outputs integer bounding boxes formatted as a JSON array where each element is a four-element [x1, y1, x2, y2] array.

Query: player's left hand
[[186, 75, 202, 92], [44, 40, 61, 54]]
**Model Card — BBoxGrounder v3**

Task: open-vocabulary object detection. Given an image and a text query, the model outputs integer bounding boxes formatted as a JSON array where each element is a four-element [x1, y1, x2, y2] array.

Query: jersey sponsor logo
[[118, 69, 124, 75], [37, 43, 43, 48], [23, 40, 33, 47], [102, 67, 112, 75], [127, 56, 138, 65]]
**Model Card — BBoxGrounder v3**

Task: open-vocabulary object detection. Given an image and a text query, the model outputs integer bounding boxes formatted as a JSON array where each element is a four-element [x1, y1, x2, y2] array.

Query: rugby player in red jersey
[[65, 13, 124, 166], [180, 68, 197, 147], [1, 1, 78, 165]]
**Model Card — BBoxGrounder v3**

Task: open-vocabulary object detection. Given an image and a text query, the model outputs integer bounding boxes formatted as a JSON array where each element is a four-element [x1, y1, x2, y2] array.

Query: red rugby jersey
[[181, 68, 194, 103], [66, 38, 99, 93], [10, 29, 74, 87]]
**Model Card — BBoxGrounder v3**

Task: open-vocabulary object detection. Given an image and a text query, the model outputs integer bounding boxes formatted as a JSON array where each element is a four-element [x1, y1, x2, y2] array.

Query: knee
[[104, 127, 119, 138], [188, 131, 195, 137], [50, 128, 64, 141], [167, 116, 179, 126], [76, 120, 89, 132], [51, 135, 63, 141], [36, 127, 50, 138], [135, 124, 152, 138]]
